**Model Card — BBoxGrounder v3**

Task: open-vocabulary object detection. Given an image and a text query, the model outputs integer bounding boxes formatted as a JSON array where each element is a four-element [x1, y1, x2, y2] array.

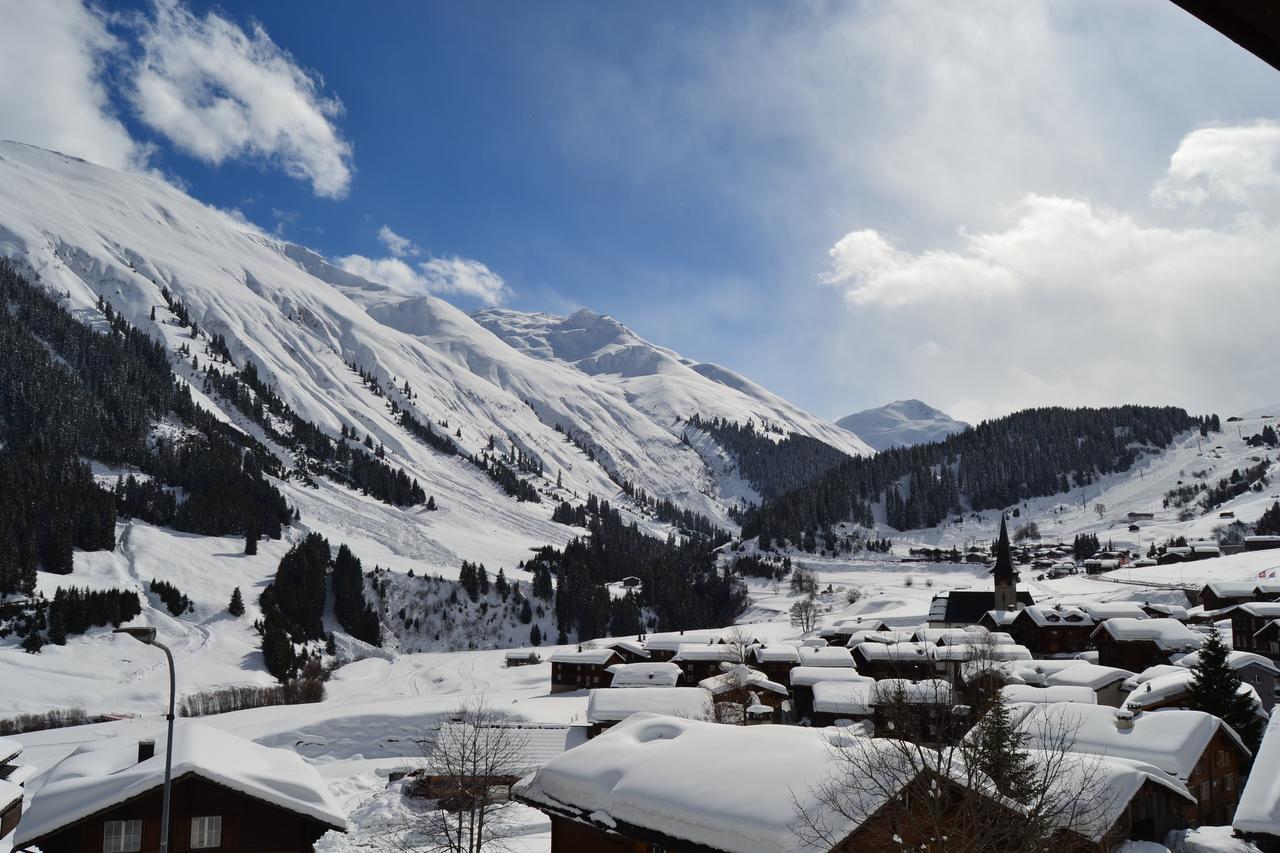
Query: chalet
[[0, 736, 26, 842], [643, 632, 713, 662], [1091, 618, 1203, 673], [866, 679, 960, 743], [549, 648, 623, 693], [911, 627, 984, 645], [1005, 605, 1096, 656], [1201, 582, 1278, 612], [1041, 663, 1135, 707], [1124, 666, 1266, 718], [1228, 603, 1280, 659], [1013, 703, 1251, 827], [796, 645, 856, 670], [698, 665, 789, 724], [1175, 650, 1279, 713], [597, 639, 651, 664], [504, 650, 541, 667], [1235, 711, 1280, 852], [584, 687, 714, 738], [620, 575, 641, 588], [750, 644, 801, 686], [788, 667, 873, 721], [809, 680, 876, 727], [976, 609, 1020, 632], [670, 644, 741, 684], [850, 642, 931, 681], [512, 714, 1027, 853], [1128, 512, 1155, 520], [1245, 536, 1280, 553], [1000, 684, 1096, 704], [406, 721, 588, 807], [1140, 602, 1189, 621], [14, 723, 346, 853], [927, 589, 1034, 627], [608, 662, 682, 688], [926, 642, 1032, 686]]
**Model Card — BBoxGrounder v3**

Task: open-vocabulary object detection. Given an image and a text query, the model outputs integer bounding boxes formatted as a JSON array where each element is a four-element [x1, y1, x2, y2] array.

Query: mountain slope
[[836, 399, 968, 451]]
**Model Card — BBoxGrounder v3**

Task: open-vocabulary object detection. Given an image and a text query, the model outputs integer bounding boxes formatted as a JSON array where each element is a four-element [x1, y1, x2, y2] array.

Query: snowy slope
[[836, 399, 968, 451]]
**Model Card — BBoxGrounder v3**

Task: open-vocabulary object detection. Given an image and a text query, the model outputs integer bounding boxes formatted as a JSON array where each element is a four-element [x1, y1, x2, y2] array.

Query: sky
[[1, 0, 1279, 425]]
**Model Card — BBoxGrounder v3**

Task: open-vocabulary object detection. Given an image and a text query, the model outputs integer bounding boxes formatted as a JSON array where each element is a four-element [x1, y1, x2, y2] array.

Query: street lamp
[[115, 627, 176, 853]]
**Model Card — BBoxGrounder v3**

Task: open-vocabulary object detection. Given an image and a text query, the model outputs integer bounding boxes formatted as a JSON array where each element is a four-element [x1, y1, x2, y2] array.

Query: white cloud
[[377, 225, 420, 258], [1153, 122, 1280, 213], [0, 0, 142, 169], [129, 0, 353, 198], [337, 253, 512, 306], [820, 124, 1280, 422]]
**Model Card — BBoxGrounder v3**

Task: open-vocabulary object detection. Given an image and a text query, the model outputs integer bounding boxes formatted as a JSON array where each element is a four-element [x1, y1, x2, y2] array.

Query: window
[[1226, 774, 1235, 792], [103, 820, 142, 853], [190, 816, 222, 849]]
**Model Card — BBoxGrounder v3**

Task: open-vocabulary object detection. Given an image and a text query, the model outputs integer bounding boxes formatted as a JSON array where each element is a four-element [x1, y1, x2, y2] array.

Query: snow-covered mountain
[[0, 141, 865, 547], [835, 399, 968, 451]]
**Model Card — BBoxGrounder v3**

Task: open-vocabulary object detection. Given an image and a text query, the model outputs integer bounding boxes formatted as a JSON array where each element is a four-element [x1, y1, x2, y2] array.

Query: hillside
[[836, 399, 968, 451]]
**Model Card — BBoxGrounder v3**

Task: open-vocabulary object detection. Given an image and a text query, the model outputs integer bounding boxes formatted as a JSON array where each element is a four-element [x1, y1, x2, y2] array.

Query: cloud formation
[[337, 252, 512, 306], [377, 225, 420, 258], [823, 122, 1280, 424], [129, 0, 353, 198], [0, 0, 142, 170]]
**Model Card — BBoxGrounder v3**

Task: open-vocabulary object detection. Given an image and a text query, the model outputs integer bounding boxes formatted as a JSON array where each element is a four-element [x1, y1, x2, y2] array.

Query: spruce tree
[[228, 586, 245, 617], [530, 623, 542, 646], [426, 495, 437, 511], [1187, 626, 1264, 752], [968, 696, 1035, 799]]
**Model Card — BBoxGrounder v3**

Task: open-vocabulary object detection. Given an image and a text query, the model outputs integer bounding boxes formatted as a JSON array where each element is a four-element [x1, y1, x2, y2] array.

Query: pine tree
[[228, 586, 245, 617], [519, 597, 533, 624], [22, 630, 44, 654], [426, 495, 437, 511], [478, 565, 490, 596], [1187, 626, 1264, 753], [494, 567, 509, 599], [245, 521, 259, 555], [530, 623, 542, 646], [968, 696, 1035, 799]]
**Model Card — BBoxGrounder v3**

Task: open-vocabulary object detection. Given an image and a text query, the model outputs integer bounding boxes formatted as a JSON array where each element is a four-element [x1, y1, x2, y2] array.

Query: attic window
[[104, 820, 142, 853]]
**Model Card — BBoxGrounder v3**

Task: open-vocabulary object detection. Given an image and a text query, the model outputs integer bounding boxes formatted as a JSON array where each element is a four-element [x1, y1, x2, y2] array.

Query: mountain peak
[[836, 399, 968, 451]]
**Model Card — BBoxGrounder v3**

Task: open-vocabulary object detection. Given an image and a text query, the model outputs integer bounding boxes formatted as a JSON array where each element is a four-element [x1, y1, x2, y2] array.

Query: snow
[[787, 667, 875, 688], [698, 665, 787, 697], [1095, 618, 1205, 651], [585, 688, 714, 724], [421, 722, 588, 777], [835, 399, 968, 452], [1000, 685, 1096, 704], [1042, 663, 1134, 690], [609, 663, 683, 688], [512, 713, 924, 853], [548, 649, 618, 666], [15, 721, 346, 846], [812, 681, 875, 715], [751, 645, 801, 664], [1175, 650, 1280, 675], [0, 738, 19, 764], [1012, 704, 1247, 780], [796, 646, 855, 667], [671, 645, 740, 663], [1125, 670, 1265, 716], [1235, 711, 1280, 838]]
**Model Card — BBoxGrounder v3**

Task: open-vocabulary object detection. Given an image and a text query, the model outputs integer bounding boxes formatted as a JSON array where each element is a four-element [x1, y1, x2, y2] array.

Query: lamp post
[[115, 627, 176, 853]]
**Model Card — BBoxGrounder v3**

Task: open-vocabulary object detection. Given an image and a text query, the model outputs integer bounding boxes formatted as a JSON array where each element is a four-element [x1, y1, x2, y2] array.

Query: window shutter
[[142, 819, 161, 852], [222, 815, 239, 850]]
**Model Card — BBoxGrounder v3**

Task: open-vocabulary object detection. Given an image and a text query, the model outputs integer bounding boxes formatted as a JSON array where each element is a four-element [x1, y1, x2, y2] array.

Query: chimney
[[138, 739, 156, 763], [1114, 709, 1137, 732]]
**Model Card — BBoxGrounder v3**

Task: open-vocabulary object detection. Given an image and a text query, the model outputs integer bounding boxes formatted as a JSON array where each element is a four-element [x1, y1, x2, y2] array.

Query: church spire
[[992, 515, 1018, 611]]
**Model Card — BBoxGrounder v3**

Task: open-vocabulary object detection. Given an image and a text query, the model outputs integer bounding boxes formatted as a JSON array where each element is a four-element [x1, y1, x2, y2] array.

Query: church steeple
[[992, 515, 1018, 611]]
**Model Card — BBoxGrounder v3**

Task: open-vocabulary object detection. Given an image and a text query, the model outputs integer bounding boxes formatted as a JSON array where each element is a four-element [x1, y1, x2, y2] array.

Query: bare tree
[[721, 625, 756, 665], [791, 691, 1115, 853], [382, 697, 531, 853], [1094, 502, 1107, 520], [789, 594, 821, 634]]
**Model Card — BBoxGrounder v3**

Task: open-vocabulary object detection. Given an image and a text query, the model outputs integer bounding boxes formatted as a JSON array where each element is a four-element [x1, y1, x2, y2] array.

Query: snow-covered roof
[[550, 648, 620, 665], [928, 643, 1033, 663], [1234, 602, 1280, 618], [1141, 603, 1190, 620], [1093, 618, 1204, 651], [1125, 670, 1264, 716], [644, 633, 713, 652], [1000, 685, 1096, 705], [1018, 605, 1095, 627], [0, 778, 19, 809], [870, 679, 953, 706], [505, 649, 541, 660], [1175, 649, 1280, 675], [1011, 704, 1248, 780], [423, 722, 589, 777], [15, 722, 346, 845], [672, 644, 740, 662], [788, 667, 875, 688], [1204, 582, 1259, 597], [851, 641, 930, 662], [912, 628, 982, 644], [512, 713, 937, 853], [699, 665, 787, 697], [0, 736, 20, 764], [586, 687, 714, 724], [751, 644, 801, 664], [812, 681, 876, 716], [610, 662, 683, 688], [1235, 711, 1280, 837], [1076, 602, 1149, 621], [981, 609, 1020, 626], [797, 646, 855, 667], [601, 640, 650, 658], [1124, 664, 1186, 691], [1042, 663, 1134, 691]]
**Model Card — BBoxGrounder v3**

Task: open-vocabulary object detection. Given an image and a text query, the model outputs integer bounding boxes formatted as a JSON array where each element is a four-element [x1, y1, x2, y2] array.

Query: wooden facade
[[1093, 635, 1172, 674], [1231, 605, 1280, 660], [550, 650, 622, 693], [1, 794, 19, 842], [1006, 609, 1095, 656], [1183, 727, 1248, 826], [21, 773, 339, 853]]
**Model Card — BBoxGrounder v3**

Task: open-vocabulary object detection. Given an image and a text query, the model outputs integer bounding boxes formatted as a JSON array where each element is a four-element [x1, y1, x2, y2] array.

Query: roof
[[601, 640, 650, 658], [586, 687, 714, 724], [1234, 602, 1280, 618], [870, 679, 953, 706], [550, 648, 620, 665], [1236, 711, 1280, 836], [1017, 605, 1094, 627], [1042, 663, 1134, 690], [788, 667, 875, 688], [751, 645, 801, 664], [1011, 703, 1249, 780], [1092, 618, 1204, 651], [610, 662, 683, 688], [1141, 603, 1190, 620], [15, 722, 346, 845], [0, 778, 20, 810], [796, 646, 855, 667], [928, 644, 1032, 663], [505, 649, 541, 660], [1124, 669, 1264, 716], [672, 644, 740, 662], [851, 641, 931, 662], [812, 681, 876, 716], [644, 633, 714, 652], [1204, 581, 1261, 598], [1000, 685, 1096, 704], [912, 628, 981, 644], [424, 722, 588, 777], [933, 590, 1034, 624], [1076, 602, 1149, 621], [1175, 649, 1280, 676], [699, 665, 787, 697], [512, 713, 940, 853], [0, 736, 20, 765]]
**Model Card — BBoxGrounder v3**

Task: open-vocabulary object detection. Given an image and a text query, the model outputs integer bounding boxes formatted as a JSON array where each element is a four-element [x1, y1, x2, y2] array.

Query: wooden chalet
[[698, 665, 789, 724], [1228, 602, 1280, 660], [642, 633, 713, 662], [927, 589, 1034, 628], [597, 639, 651, 664], [1236, 712, 1280, 852], [850, 641, 932, 681], [670, 644, 741, 684], [1201, 582, 1280, 612], [750, 644, 801, 686], [1004, 605, 1096, 656], [504, 650, 541, 667], [788, 667, 873, 721], [13, 723, 346, 853], [607, 661, 682, 688], [1090, 618, 1203, 673], [0, 737, 27, 842], [548, 647, 623, 693], [584, 687, 714, 738]]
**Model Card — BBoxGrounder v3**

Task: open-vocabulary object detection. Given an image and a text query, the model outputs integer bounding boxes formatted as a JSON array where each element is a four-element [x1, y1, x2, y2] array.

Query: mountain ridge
[[836, 398, 968, 451]]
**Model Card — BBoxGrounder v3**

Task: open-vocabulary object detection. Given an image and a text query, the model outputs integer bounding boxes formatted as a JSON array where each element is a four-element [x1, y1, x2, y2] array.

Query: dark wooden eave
[[1171, 1, 1280, 72]]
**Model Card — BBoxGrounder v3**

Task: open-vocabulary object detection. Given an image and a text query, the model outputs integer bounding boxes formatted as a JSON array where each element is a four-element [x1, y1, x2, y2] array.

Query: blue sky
[[4, 1, 1280, 422]]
